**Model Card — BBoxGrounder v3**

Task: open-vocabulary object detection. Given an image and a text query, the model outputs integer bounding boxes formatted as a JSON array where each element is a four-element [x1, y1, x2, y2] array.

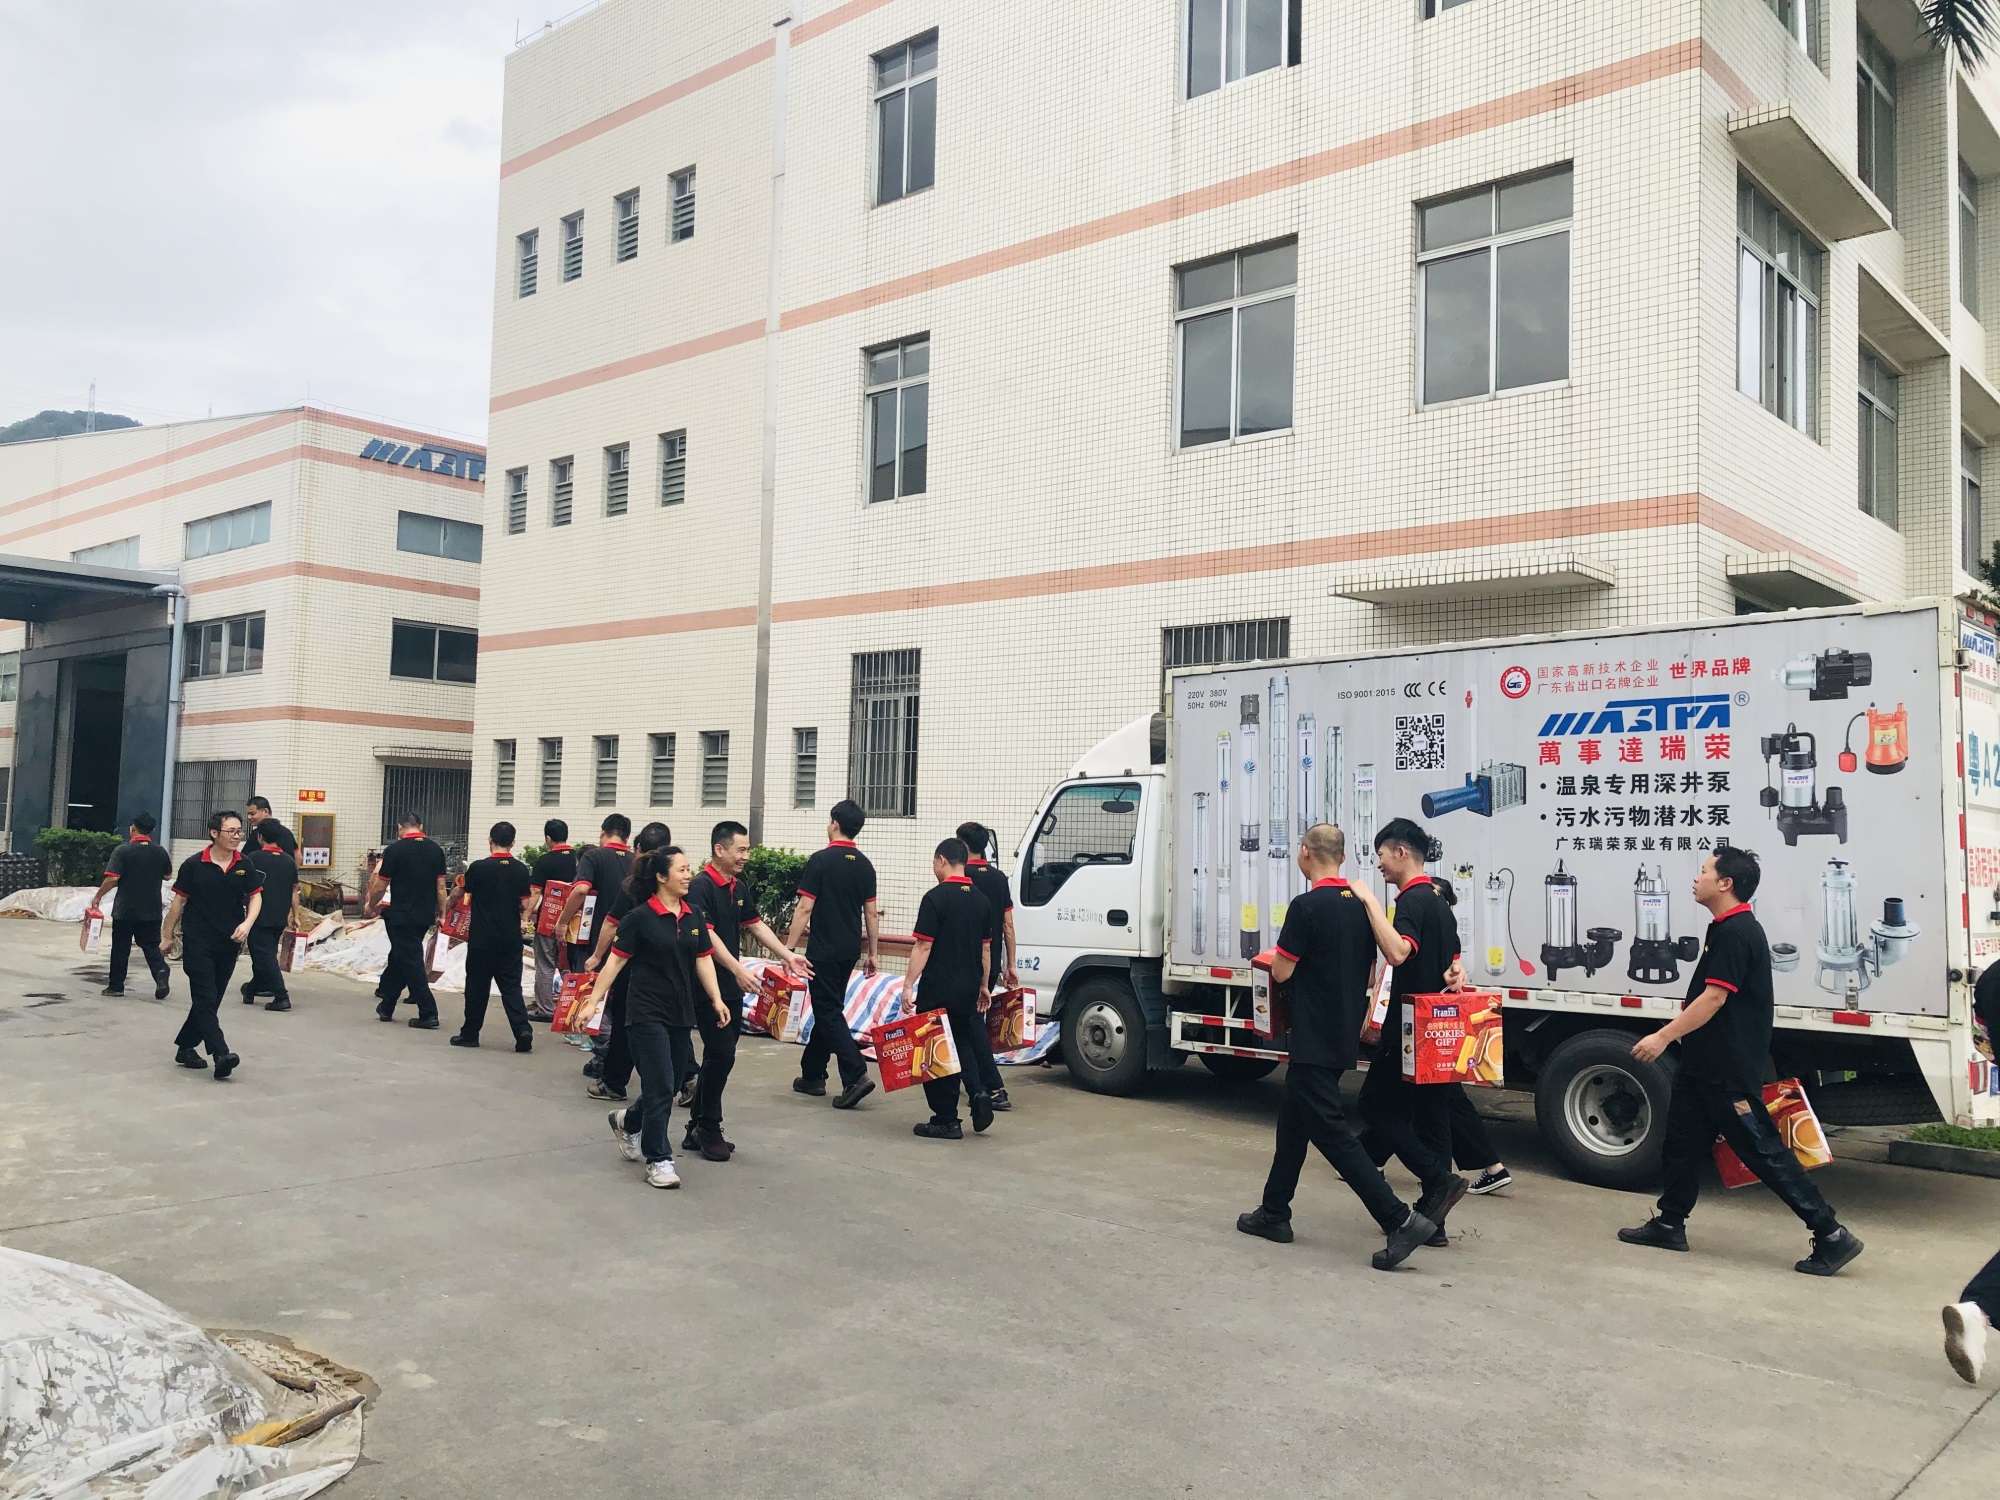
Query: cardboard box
[[534, 880, 572, 938], [278, 930, 297, 973], [870, 1009, 962, 1092], [1713, 1078, 1832, 1188], [745, 967, 809, 1043], [552, 971, 599, 1034], [986, 987, 1039, 1051], [438, 896, 471, 944], [1248, 950, 1289, 1041], [80, 908, 104, 953], [1401, 992, 1504, 1085], [563, 891, 596, 946], [1360, 963, 1393, 1047]]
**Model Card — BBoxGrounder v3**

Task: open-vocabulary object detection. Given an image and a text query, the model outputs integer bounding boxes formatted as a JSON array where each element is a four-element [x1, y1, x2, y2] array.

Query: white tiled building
[[0, 408, 485, 877], [478, 0, 1999, 918]]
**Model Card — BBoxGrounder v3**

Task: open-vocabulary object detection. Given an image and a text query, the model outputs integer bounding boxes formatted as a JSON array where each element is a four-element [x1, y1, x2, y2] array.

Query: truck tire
[[1198, 1054, 1280, 1083], [1535, 1030, 1675, 1190], [1059, 975, 1149, 1096], [1805, 1077, 1944, 1126]]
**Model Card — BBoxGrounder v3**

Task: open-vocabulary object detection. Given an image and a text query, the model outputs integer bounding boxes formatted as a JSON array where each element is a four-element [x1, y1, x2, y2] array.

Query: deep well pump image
[[1780, 647, 1873, 701], [1421, 761, 1527, 818], [1237, 695, 1262, 960], [1815, 857, 1920, 996], [1758, 724, 1848, 844], [1628, 865, 1699, 984], [1541, 860, 1621, 981]]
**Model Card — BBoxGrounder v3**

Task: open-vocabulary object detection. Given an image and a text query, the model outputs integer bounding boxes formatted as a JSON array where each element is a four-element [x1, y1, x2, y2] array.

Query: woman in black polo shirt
[[590, 847, 728, 1188]]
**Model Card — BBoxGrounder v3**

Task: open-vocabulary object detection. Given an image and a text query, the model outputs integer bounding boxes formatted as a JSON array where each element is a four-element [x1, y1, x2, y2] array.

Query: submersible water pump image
[[1838, 705, 1908, 775], [1421, 761, 1527, 819], [1237, 696, 1262, 961], [1814, 857, 1920, 996], [1540, 861, 1621, 981], [1627, 865, 1699, 984], [1779, 648, 1873, 701], [1758, 724, 1848, 844]]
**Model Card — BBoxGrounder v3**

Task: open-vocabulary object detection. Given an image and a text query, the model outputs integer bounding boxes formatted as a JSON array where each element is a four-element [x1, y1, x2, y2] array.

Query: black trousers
[[1262, 1063, 1410, 1234], [1963, 1247, 2000, 1323], [967, 1004, 1004, 1094], [919, 1004, 992, 1125], [692, 990, 742, 1129], [376, 924, 437, 1020], [109, 916, 168, 993], [174, 941, 237, 1058], [621, 1020, 696, 1164], [799, 957, 867, 1089], [1357, 1060, 1452, 1189], [1446, 1083, 1500, 1170], [599, 975, 633, 1090], [243, 924, 290, 1001], [1657, 1077, 1840, 1235], [462, 943, 531, 1042]]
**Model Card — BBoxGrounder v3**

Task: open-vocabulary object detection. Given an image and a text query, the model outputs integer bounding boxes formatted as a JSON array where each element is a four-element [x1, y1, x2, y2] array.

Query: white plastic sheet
[[0, 887, 103, 922], [299, 918, 530, 995]]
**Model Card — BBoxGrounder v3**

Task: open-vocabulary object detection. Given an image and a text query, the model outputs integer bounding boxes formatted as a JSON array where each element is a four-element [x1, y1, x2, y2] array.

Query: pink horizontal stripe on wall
[[0, 411, 298, 522], [179, 705, 474, 734], [187, 561, 481, 602], [489, 321, 764, 413], [304, 406, 485, 457], [482, 603, 757, 652]]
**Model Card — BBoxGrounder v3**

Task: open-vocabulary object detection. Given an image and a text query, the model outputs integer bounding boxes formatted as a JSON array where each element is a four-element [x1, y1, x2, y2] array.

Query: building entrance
[[61, 655, 127, 832]]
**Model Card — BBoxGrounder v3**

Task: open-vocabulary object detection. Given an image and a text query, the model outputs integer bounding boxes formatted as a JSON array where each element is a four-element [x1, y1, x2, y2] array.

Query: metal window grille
[[671, 169, 696, 241], [605, 444, 630, 516], [793, 727, 818, 808], [379, 765, 471, 854], [539, 738, 563, 805], [700, 731, 730, 807], [495, 740, 517, 806], [506, 468, 527, 534], [594, 735, 620, 805], [873, 33, 937, 206], [171, 759, 257, 842], [184, 613, 266, 680], [517, 230, 538, 296], [660, 431, 686, 505], [615, 190, 639, 262], [848, 649, 920, 817], [649, 733, 676, 805], [1161, 617, 1290, 689], [864, 338, 928, 502], [551, 457, 573, 526], [561, 212, 583, 280]]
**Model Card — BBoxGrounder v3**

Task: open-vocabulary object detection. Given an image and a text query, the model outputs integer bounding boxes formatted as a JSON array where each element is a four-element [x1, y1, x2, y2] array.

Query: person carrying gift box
[[580, 822, 673, 1103], [957, 819, 1015, 1111], [1619, 847, 1864, 1276], [366, 811, 449, 1029], [1237, 823, 1438, 1272], [92, 812, 173, 1000], [451, 822, 537, 1053], [527, 820, 578, 1019], [902, 837, 994, 1140], [239, 822, 304, 1012], [786, 800, 883, 1111]]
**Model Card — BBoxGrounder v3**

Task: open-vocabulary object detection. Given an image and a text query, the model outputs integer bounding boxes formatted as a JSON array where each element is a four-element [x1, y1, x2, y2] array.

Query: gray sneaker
[[608, 1111, 641, 1163]]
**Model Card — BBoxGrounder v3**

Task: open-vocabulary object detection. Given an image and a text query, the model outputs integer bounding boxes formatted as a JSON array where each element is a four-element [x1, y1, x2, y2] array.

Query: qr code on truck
[[1394, 714, 1446, 772]]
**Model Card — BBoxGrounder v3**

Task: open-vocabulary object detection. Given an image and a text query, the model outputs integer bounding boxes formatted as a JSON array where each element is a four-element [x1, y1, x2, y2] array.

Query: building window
[[1421, 0, 1478, 16], [517, 230, 539, 296], [0, 652, 19, 702], [1161, 616, 1291, 690], [71, 536, 140, 568], [615, 189, 639, 262], [506, 468, 528, 534], [1186, 0, 1300, 99], [539, 737, 563, 805], [1738, 179, 1823, 438], [172, 759, 256, 842], [1966, 434, 1986, 574], [1857, 348, 1899, 530], [495, 740, 517, 806], [1857, 22, 1896, 213], [185, 501, 271, 560], [605, 444, 630, 517], [866, 337, 929, 502], [659, 430, 687, 506], [649, 733, 676, 805], [594, 735, 620, 805], [561, 212, 584, 281], [396, 510, 483, 563], [184, 613, 266, 680], [793, 727, 818, 808], [1963, 160, 1982, 317], [875, 32, 937, 206], [849, 649, 919, 818], [671, 168, 696, 242], [390, 621, 478, 684], [700, 731, 730, 807], [551, 457, 574, 526], [1760, 0, 1820, 61], [1418, 167, 1571, 407], [1178, 238, 1297, 446]]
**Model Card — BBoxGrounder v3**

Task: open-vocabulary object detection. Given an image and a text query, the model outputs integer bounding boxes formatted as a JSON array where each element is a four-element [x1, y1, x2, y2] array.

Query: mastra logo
[[360, 437, 486, 482], [1538, 692, 1731, 736]]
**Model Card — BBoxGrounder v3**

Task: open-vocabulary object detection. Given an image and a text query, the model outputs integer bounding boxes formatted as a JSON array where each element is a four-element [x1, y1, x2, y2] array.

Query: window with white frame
[[659, 430, 687, 506], [1963, 160, 1982, 317], [1760, 0, 1820, 62], [1965, 433, 1986, 574], [539, 737, 563, 805], [551, 456, 574, 526], [615, 190, 639, 262], [849, 649, 919, 818], [1857, 348, 1898, 529], [1858, 22, 1896, 212], [594, 735, 619, 805], [184, 612, 265, 680], [793, 727, 818, 808], [495, 740, 517, 805], [1738, 179, 1822, 438], [185, 501, 270, 560], [671, 168, 696, 242], [1186, 0, 1300, 99], [1177, 239, 1296, 446], [649, 733, 676, 805], [700, 731, 730, 807], [1418, 167, 1571, 407], [72, 536, 140, 569], [0, 652, 21, 702], [604, 444, 630, 517], [1421, 0, 1478, 16], [561, 212, 583, 281], [875, 33, 937, 206], [506, 468, 528, 534], [390, 621, 477, 684], [866, 337, 929, 502], [396, 510, 483, 563], [517, 230, 538, 296]]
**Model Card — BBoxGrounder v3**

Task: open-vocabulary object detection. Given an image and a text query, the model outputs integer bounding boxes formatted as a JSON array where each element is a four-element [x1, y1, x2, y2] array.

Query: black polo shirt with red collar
[[173, 845, 265, 948], [377, 829, 447, 932], [797, 839, 876, 965], [105, 833, 172, 921], [964, 857, 1013, 983], [912, 874, 991, 1014], [1678, 903, 1775, 1094], [572, 839, 633, 951], [688, 862, 759, 1003], [530, 842, 577, 891], [1273, 876, 1376, 1070], [610, 894, 714, 1028], [1387, 875, 1452, 998]]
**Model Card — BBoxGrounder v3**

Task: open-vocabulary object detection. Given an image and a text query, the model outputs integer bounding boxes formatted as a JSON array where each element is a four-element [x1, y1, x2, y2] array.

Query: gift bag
[[985, 987, 1038, 1051], [1401, 992, 1503, 1084], [535, 880, 572, 938], [552, 971, 600, 1034], [80, 907, 105, 953], [1248, 951, 1288, 1041], [439, 895, 472, 943], [870, 1009, 962, 1092], [1712, 1078, 1832, 1188]]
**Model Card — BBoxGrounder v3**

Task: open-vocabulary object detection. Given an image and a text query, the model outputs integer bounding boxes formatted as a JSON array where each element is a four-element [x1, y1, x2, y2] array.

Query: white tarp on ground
[[300, 917, 530, 995], [0, 885, 177, 923], [0, 1247, 361, 1499]]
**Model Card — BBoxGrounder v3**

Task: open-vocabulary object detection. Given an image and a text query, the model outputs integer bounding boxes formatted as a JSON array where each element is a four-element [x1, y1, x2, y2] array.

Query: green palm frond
[[1925, 0, 2000, 69]]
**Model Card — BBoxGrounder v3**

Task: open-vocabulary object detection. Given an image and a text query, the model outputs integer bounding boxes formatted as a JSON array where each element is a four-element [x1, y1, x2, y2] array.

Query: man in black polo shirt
[[787, 799, 882, 1110], [1620, 847, 1864, 1275], [528, 819, 577, 1018], [1238, 824, 1437, 1270], [366, 811, 449, 1028], [92, 812, 173, 999], [556, 813, 634, 970], [1352, 817, 1469, 1240], [903, 837, 994, 1139], [161, 809, 263, 1080], [683, 819, 812, 1160], [239, 824, 303, 1011], [957, 820, 1016, 1112], [245, 796, 298, 858], [451, 820, 536, 1052]]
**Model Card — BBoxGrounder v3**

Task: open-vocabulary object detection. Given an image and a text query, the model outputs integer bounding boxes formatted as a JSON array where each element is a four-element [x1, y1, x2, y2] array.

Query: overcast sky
[[0, 0, 552, 444]]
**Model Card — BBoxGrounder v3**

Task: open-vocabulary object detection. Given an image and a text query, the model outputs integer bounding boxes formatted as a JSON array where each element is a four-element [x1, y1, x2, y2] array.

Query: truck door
[[1013, 780, 1146, 990]]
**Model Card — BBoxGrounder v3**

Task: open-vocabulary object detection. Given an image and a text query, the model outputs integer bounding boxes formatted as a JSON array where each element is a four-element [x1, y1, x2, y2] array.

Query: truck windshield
[[1021, 782, 1140, 905]]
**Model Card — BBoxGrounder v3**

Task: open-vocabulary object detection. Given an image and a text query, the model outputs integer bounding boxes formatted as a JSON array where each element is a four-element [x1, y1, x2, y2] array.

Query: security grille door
[[380, 765, 471, 856]]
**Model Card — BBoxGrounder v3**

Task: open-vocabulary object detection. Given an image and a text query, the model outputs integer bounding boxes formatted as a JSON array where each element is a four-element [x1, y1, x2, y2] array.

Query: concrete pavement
[[2, 917, 1996, 1499]]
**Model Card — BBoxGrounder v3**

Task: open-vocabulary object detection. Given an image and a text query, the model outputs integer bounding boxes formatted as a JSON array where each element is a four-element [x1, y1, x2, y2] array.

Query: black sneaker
[[154, 979, 170, 1000], [1416, 1173, 1469, 1231], [375, 1000, 396, 1022], [990, 1088, 1013, 1112], [585, 1080, 628, 1102], [793, 1077, 827, 1097], [1373, 1210, 1437, 1271], [241, 985, 257, 1004], [264, 997, 291, 1012], [212, 1052, 240, 1081], [1795, 1226, 1863, 1277], [1468, 1167, 1513, 1195], [1617, 1217, 1690, 1252], [970, 1093, 995, 1134], [1426, 1226, 1449, 1248], [514, 1033, 533, 1054], [175, 1046, 208, 1069], [832, 1077, 876, 1110], [408, 1016, 440, 1030], [674, 1077, 699, 1109], [582, 1058, 603, 1079], [449, 1033, 479, 1048], [1235, 1206, 1295, 1243], [101, 986, 124, 997], [912, 1118, 963, 1139]]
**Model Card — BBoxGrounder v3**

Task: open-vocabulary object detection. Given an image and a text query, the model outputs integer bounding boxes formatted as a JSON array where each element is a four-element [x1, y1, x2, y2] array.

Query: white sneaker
[[608, 1111, 640, 1163], [646, 1158, 681, 1189], [1944, 1302, 1988, 1385]]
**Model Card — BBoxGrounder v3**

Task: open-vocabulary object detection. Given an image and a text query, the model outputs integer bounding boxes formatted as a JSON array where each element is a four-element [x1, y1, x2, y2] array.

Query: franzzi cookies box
[[1713, 1078, 1832, 1188], [1401, 992, 1503, 1086], [745, 967, 810, 1043], [80, 908, 105, 953], [1248, 951, 1289, 1041], [870, 1009, 962, 1092], [438, 895, 472, 943], [552, 971, 599, 1034], [534, 880, 572, 938], [1359, 963, 1393, 1047], [563, 891, 597, 946], [985, 987, 1038, 1051]]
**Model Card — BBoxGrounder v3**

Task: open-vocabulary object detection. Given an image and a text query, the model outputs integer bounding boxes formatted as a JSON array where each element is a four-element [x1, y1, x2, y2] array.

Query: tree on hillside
[[0, 409, 142, 445]]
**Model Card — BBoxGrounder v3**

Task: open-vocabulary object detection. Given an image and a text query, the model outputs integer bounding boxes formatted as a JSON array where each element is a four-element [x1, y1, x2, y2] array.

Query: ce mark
[[1401, 680, 1448, 698]]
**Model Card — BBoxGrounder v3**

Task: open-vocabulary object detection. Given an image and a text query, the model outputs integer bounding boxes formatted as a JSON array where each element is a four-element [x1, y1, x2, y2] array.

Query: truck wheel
[[1198, 1054, 1280, 1083], [1535, 1030, 1674, 1190], [1059, 976, 1148, 1096]]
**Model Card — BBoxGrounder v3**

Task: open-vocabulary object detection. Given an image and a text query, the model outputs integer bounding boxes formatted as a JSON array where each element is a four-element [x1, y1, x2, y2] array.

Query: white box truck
[[1009, 599, 2000, 1188]]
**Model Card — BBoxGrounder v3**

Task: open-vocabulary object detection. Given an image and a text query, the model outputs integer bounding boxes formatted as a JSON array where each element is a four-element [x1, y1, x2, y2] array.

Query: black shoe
[[408, 1016, 440, 1030], [375, 1000, 396, 1022], [101, 986, 124, 997], [1373, 1210, 1437, 1271], [1796, 1226, 1863, 1277], [449, 1032, 479, 1047], [1235, 1206, 1295, 1243], [241, 984, 257, 1004], [674, 1077, 699, 1109], [970, 1092, 995, 1133], [212, 1052, 239, 1081], [989, 1088, 1013, 1112], [1468, 1167, 1513, 1195], [793, 1076, 827, 1097], [832, 1077, 876, 1110], [913, 1118, 963, 1139], [1617, 1217, 1690, 1252], [582, 1058, 603, 1079], [264, 997, 291, 1012], [690, 1124, 731, 1162], [176, 1046, 208, 1069], [1416, 1173, 1469, 1230], [515, 1033, 534, 1053], [1426, 1227, 1449, 1248], [154, 980, 170, 1000]]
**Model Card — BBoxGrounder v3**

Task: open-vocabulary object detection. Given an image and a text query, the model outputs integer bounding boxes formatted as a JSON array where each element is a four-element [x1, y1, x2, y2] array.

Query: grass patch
[[1906, 1123, 2000, 1152]]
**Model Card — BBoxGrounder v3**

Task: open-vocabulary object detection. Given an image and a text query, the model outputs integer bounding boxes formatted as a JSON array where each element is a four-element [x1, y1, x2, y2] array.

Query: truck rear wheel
[[1060, 976, 1148, 1096], [1198, 1054, 1280, 1082], [1535, 1030, 1674, 1190]]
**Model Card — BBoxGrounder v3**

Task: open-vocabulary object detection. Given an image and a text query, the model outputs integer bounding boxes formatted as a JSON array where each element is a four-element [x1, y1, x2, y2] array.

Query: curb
[[1885, 1140, 2000, 1180]]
